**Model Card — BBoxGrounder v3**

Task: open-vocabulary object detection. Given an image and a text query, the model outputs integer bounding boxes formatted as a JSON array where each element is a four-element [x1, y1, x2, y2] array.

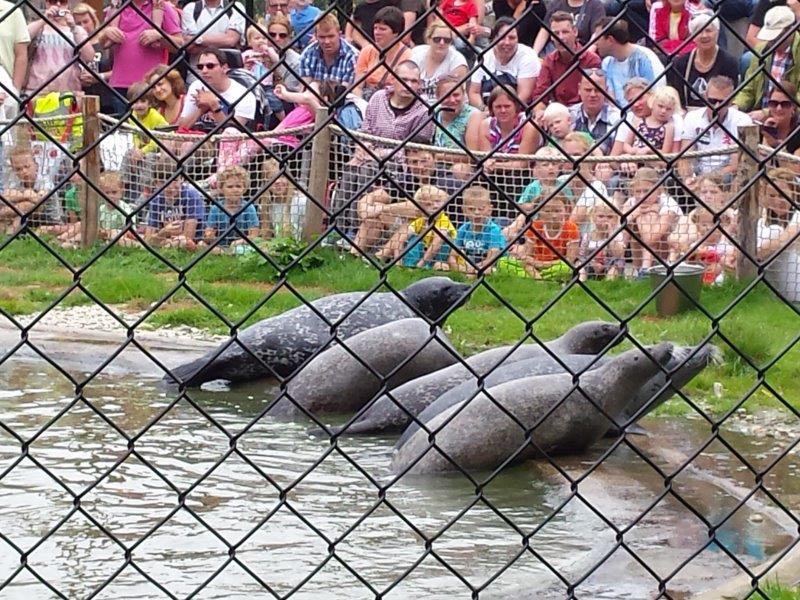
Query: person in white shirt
[[758, 167, 800, 260], [468, 17, 540, 109], [178, 49, 257, 132], [680, 75, 753, 183], [182, 0, 246, 80]]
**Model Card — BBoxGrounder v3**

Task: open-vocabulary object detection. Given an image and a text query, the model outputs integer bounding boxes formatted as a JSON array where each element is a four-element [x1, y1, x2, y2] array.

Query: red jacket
[[652, 4, 695, 56]]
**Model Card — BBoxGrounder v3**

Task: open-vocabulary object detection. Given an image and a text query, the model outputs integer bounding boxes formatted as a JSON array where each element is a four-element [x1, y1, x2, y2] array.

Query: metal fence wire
[[0, 0, 799, 597]]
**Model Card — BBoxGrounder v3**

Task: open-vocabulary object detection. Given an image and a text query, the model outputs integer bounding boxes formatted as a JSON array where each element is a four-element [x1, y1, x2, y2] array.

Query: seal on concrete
[[324, 321, 622, 436], [268, 318, 459, 417], [165, 277, 470, 386], [391, 343, 673, 475]]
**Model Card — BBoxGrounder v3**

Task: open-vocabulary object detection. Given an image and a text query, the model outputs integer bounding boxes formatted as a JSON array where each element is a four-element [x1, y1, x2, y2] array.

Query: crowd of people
[[0, 0, 798, 282]]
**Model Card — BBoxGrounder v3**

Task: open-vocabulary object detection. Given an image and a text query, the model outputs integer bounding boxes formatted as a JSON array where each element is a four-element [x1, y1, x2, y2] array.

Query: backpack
[[26, 92, 84, 152], [227, 67, 272, 131], [335, 101, 363, 131], [193, 0, 234, 22]]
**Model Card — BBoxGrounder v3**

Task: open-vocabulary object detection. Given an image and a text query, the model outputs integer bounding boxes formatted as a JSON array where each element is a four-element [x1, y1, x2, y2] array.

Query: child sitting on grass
[[57, 171, 138, 248], [378, 185, 456, 269], [578, 201, 626, 281], [523, 194, 580, 281], [202, 166, 260, 252], [622, 167, 682, 275], [446, 185, 505, 275], [142, 159, 205, 250], [261, 158, 307, 240]]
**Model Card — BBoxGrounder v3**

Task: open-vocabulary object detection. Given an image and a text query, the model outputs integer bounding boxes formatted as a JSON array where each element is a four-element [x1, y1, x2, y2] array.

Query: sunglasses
[[197, 62, 220, 70], [768, 99, 794, 109], [268, 31, 289, 38], [431, 36, 453, 45]]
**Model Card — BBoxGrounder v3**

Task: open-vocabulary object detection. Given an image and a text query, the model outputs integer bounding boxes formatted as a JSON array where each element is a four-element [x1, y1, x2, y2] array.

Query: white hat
[[758, 6, 797, 42]]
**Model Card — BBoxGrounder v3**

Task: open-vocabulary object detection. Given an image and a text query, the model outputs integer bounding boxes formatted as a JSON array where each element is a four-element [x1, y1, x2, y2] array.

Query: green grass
[[1, 236, 798, 416], [752, 582, 800, 600]]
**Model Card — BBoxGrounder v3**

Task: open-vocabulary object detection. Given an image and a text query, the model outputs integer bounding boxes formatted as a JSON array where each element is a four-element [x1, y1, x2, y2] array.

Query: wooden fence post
[[80, 95, 101, 249], [304, 107, 330, 243], [736, 124, 760, 281]]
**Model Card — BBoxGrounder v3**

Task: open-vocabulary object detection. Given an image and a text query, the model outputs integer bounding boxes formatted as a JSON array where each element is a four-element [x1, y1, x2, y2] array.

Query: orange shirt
[[525, 219, 580, 263], [355, 43, 412, 90]]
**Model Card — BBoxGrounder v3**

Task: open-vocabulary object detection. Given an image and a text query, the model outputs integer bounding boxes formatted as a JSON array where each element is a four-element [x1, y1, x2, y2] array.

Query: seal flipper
[[604, 423, 649, 437]]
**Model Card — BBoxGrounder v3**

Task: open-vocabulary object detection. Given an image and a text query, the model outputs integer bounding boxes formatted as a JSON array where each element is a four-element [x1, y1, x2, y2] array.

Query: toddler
[[624, 87, 679, 155], [579, 201, 626, 281], [261, 158, 307, 239], [203, 166, 260, 251], [447, 186, 505, 275], [523, 194, 580, 281]]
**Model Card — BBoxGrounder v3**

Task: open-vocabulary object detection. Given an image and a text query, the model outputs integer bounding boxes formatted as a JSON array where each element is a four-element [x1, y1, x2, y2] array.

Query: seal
[[605, 342, 721, 436], [399, 342, 721, 446], [165, 277, 470, 386], [269, 319, 459, 417], [324, 321, 622, 436], [391, 343, 673, 475]]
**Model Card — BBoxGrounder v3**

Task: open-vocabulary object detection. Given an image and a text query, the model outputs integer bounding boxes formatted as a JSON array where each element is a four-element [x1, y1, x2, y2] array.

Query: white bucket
[[765, 248, 800, 304]]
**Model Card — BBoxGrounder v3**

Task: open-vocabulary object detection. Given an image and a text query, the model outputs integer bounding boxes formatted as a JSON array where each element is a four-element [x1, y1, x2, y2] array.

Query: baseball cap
[[758, 6, 797, 41]]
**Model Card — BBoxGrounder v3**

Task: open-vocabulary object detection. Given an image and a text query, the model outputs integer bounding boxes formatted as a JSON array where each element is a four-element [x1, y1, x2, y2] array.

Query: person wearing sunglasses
[[409, 20, 468, 103], [178, 48, 257, 132], [733, 6, 800, 115], [760, 80, 800, 155], [680, 75, 753, 183], [24, 0, 97, 96], [181, 0, 246, 82]]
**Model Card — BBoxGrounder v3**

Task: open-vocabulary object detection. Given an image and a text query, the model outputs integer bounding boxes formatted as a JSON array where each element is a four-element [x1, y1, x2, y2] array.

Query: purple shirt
[[109, 0, 181, 88]]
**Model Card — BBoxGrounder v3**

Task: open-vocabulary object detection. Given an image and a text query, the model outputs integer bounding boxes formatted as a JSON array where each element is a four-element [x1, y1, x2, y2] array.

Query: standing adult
[[181, 0, 246, 80], [178, 49, 257, 132], [532, 0, 606, 56], [102, 0, 183, 116], [593, 17, 665, 106], [298, 13, 358, 87], [569, 71, 621, 155], [0, 0, 28, 94], [468, 17, 540, 108], [25, 0, 96, 95], [667, 14, 739, 108], [409, 20, 468, 103], [531, 11, 601, 114], [353, 6, 412, 100], [492, 0, 546, 47]]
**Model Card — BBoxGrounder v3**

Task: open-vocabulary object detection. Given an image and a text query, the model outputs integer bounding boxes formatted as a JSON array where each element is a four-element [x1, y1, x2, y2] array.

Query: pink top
[[273, 105, 313, 148], [109, 0, 181, 88]]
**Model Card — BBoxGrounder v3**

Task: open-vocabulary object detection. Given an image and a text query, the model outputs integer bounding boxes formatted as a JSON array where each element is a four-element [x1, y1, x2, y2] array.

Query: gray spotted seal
[[391, 343, 673, 475], [399, 342, 720, 447], [269, 318, 459, 417], [165, 277, 470, 386], [323, 321, 623, 436]]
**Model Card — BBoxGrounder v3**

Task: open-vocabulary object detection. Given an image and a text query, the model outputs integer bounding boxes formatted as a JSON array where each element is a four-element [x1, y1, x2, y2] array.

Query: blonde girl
[[579, 201, 626, 281], [624, 86, 680, 155]]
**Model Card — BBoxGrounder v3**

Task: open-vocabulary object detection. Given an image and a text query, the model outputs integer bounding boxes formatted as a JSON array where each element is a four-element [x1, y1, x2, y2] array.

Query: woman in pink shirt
[[101, 0, 183, 115]]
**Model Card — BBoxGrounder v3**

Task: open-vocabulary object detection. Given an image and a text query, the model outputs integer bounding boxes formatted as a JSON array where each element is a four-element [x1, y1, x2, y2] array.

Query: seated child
[[523, 193, 580, 281], [757, 167, 800, 261], [447, 185, 505, 275], [579, 201, 626, 281], [261, 158, 307, 239], [58, 171, 138, 248], [687, 207, 738, 284], [290, 0, 321, 49], [202, 165, 260, 251], [1, 146, 62, 232], [378, 185, 456, 268], [622, 167, 682, 274], [123, 82, 170, 204], [142, 158, 206, 250]]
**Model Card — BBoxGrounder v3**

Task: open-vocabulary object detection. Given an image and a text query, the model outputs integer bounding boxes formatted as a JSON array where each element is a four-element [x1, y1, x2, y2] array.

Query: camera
[[57, 9, 67, 16]]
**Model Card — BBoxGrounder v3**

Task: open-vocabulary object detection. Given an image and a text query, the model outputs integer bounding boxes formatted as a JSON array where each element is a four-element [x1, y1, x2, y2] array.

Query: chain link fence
[[0, 0, 799, 597]]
